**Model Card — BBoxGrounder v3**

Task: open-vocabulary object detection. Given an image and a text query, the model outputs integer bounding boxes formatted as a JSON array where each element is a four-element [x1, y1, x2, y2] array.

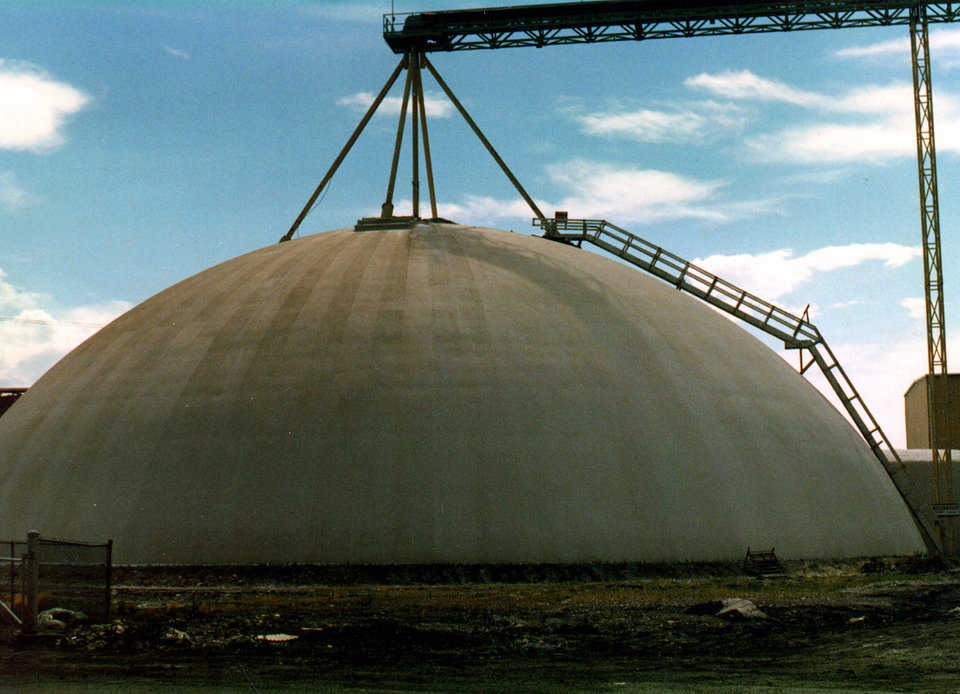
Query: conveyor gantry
[[379, 0, 960, 552], [384, 1, 960, 53], [285, 0, 956, 551]]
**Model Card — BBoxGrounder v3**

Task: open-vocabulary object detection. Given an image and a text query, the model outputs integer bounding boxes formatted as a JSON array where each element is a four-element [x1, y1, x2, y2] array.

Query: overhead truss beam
[[384, 2, 960, 53]]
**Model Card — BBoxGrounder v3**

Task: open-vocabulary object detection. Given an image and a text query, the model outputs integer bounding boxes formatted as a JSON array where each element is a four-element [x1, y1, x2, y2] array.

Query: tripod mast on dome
[[279, 48, 545, 238]]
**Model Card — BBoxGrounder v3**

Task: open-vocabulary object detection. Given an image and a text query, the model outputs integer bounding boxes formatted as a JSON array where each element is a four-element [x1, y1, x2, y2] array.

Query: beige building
[[904, 374, 960, 449], [0, 225, 926, 564]]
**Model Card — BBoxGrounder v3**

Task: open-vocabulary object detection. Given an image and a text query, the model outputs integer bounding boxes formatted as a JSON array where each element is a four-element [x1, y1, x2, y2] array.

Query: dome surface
[[0, 224, 924, 563]]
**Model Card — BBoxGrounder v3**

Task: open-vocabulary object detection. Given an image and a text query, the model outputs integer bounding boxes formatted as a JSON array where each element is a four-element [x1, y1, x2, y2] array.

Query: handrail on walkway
[[534, 215, 938, 552]]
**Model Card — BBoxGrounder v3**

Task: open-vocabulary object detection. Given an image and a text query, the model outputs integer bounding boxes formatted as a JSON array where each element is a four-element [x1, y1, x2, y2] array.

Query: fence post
[[23, 530, 39, 634], [8, 541, 13, 616], [104, 539, 113, 623]]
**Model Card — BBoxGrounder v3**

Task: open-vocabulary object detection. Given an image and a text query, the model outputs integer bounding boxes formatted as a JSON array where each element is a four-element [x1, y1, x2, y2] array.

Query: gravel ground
[[1, 558, 958, 692]]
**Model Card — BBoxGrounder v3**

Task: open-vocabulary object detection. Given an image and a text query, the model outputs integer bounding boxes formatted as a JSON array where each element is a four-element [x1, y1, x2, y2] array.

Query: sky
[[1, 0, 959, 448]]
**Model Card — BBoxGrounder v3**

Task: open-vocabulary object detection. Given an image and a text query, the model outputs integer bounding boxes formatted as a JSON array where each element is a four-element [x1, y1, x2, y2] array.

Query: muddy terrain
[[0, 557, 958, 692]]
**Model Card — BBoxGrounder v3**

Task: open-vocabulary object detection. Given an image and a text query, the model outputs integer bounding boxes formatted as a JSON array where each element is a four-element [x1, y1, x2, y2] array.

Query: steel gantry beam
[[910, 8, 958, 553], [384, 1, 960, 53]]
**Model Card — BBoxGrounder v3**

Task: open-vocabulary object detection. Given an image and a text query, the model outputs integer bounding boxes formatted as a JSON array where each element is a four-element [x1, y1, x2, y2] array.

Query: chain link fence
[[0, 534, 112, 629], [1, 540, 25, 623], [36, 537, 113, 622]]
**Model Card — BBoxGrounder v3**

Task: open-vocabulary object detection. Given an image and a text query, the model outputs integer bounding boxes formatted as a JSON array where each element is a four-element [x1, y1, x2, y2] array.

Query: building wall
[[904, 374, 960, 449], [884, 450, 960, 545]]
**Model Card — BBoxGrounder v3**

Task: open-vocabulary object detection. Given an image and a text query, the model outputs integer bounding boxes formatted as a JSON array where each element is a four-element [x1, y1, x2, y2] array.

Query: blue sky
[[1, 0, 959, 447]]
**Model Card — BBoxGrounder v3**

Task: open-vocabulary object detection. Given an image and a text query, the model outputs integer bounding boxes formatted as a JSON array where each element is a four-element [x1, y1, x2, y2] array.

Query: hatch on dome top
[[355, 215, 457, 232]]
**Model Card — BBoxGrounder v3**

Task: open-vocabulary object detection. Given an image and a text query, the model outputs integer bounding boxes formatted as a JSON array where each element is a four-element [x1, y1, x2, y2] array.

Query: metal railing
[[538, 217, 820, 347], [535, 216, 938, 551], [0, 533, 112, 631], [0, 541, 24, 625]]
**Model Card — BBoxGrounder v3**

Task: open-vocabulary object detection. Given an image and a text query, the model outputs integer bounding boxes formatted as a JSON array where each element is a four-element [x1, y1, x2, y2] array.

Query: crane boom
[[384, 1, 960, 53]]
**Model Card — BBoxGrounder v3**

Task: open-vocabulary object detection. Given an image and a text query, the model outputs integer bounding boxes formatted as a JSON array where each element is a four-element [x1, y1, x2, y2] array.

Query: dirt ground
[[1, 557, 959, 692]]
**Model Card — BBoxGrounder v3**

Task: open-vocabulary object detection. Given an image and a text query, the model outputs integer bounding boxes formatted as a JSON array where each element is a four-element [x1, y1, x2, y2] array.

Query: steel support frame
[[380, 50, 541, 222], [382, 54, 414, 219], [382, 50, 439, 220], [414, 54, 440, 220], [910, 9, 956, 554], [283, 50, 544, 237], [384, 3, 960, 54], [280, 57, 406, 242], [422, 56, 546, 221]]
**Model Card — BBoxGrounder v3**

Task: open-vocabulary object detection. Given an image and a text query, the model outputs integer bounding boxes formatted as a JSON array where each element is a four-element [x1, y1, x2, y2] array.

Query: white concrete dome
[[0, 224, 925, 563]]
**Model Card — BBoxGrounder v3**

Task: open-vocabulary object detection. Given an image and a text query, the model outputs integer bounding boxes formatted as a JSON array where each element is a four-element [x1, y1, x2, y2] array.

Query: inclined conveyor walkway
[[534, 216, 938, 550]]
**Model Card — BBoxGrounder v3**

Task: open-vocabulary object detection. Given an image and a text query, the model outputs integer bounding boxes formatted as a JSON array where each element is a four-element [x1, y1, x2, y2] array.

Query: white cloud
[[0, 171, 31, 210], [0, 268, 44, 313], [684, 69, 960, 164], [835, 28, 960, 61], [685, 70, 826, 108], [829, 300, 861, 310], [548, 160, 720, 214], [692, 243, 920, 300], [576, 72, 929, 165], [164, 46, 190, 60], [835, 36, 907, 60], [574, 100, 746, 144], [391, 159, 779, 226], [745, 122, 910, 164], [901, 296, 926, 320], [736, 82, 920, 164], [687, 70, 912, 116], [0, 60, 91, 152], [577, 108, 705, 142], [0, 301, 132, 386], [0, 268, 130, 385], [830, 84, 912, 115], [741, 83, 925, 163], [546, 161, 784, 224], [337, 90, 453, 118]]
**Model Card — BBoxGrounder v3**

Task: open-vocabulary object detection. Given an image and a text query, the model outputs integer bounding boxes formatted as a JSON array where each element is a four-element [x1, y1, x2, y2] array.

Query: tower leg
[[423, 56, 546, 223], [411, 52, 420, 220], [281, 56, 406, 242], [415, 54, 439, 220], [910, 9, 955, 555], [383, 54, 414, 219]]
